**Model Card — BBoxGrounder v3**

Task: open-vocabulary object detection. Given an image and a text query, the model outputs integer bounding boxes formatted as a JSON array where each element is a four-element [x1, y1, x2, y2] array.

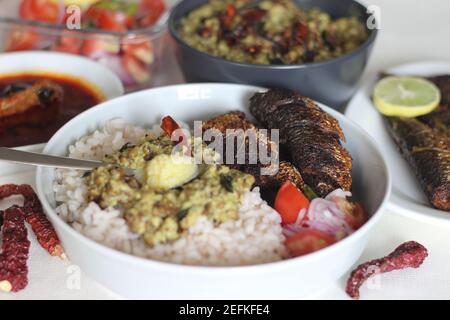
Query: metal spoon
[[0, 147, 198, 187], [0, 147, 102, 170]]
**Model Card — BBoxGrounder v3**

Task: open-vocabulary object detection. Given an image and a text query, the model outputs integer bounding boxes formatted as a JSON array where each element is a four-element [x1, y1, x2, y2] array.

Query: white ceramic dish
[[36, 83, 390, 299], [0, 51, 124, 99], [346, 61, 450, 224]]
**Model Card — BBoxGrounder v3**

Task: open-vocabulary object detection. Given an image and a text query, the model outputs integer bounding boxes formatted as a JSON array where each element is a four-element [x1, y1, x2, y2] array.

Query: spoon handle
[[0, 147, 101, 170]]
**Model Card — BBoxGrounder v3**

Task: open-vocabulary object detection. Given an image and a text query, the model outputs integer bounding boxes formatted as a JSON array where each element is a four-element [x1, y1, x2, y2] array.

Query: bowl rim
[[0, 7, 169, 37], [36, 83, 391, 275], [0, 50, 125, 99], [168, 0, 378, 70]]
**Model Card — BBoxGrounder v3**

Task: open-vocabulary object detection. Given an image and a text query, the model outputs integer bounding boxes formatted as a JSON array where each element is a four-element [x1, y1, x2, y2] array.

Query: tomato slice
[[84, 0, 137, 32], [285, 230, 336, 257], [274, 181, 310, 225], [122, 38, 154, 65], [344, 202, 368, 230], [98, 11, 132, 32], [52, 32, 84, 54], [20, 0, 60, 24], [138, 0, 166, 27], [329, 196, 368, 231], [122, 52, 151, 84], [5, 30, 39, 51], [81, 38, 120, 58]]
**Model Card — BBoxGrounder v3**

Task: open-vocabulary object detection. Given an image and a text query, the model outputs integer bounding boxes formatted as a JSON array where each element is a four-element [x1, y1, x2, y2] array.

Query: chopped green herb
[[301, 184, 318, 200], [82, 171, 91, 178], [176, 209, 189, 221], [220, 174, 234, 192]]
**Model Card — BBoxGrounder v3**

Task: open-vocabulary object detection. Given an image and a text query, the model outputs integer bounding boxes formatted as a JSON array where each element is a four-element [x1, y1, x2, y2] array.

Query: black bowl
[[169, 0, 378, 111]]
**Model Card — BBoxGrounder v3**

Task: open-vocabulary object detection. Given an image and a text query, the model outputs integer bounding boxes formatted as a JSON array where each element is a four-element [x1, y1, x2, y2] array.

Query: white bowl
[[36, 83, 391, 299], [0, 51, 124, 99]]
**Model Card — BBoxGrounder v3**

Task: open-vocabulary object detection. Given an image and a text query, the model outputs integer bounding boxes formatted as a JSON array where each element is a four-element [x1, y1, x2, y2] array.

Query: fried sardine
[[202, 111, 305, 191], [249, 88, 352, 197]]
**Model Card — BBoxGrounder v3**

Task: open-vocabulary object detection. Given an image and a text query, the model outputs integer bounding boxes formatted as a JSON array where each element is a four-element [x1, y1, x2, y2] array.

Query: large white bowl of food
[[35, 83, 390, 299]]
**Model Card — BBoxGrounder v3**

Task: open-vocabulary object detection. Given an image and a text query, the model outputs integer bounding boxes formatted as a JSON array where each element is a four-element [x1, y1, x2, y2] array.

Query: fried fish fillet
[[202, 111, 305, 190], [379, 74, 450, 210], [249, 88, 352, 197], [418, 75, 450, 136], [386, 117, 450, 211], [0, 80, 63, 129]]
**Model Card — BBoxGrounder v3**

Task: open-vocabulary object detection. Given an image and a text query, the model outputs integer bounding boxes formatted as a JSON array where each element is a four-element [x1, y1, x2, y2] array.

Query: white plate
[[346, 61, 450, 224]]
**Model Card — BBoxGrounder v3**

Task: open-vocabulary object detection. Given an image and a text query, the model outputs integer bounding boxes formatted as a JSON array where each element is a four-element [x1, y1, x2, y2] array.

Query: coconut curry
[[86, 134, 255, 246]]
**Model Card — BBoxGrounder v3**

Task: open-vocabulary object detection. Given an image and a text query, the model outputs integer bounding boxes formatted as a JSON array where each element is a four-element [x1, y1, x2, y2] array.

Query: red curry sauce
[[0, 73, 103, 147]]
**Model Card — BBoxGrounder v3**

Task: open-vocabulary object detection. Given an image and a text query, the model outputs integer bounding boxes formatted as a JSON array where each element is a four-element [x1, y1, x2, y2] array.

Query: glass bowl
[[0, 0, 174, 92]]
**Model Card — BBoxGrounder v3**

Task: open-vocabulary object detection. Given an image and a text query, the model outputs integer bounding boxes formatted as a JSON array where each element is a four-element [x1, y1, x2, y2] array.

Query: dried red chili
[[198, 26, 212, 38], [346, 241, 428, 299], [240, 8, 267, 23], [0, 184, 63, 258], [245, 45, 262, 56], [0, 183, 20, 199], [0, 210, 3, 228], [222, 3, 236, 28], [0, 206, 30, 292], [19, 184, 64, 258], [161, 116, 191, 155], [295, 21, 309, 44]]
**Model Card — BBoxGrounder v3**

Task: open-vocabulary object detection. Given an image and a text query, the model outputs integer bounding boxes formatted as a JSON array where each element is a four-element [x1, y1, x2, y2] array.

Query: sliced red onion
[[308, 198, 353, 236], [325, 188, 352, 200], [94, 53, 135, 85], [282, 208, 307, 237], [282, 223, 304, 238], [282, 189, 357, 239]]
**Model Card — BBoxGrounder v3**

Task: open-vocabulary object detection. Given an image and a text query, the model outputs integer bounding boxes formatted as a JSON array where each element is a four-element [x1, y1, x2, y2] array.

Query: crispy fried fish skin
[[249, 88, 345, 141], [386, 117, 450, 210], [419, 109, 450, 137], [202, 111, 305, 190], [427, 75, 450, 107], [416, 75, 450, 136], [249, 88, 352, 197]]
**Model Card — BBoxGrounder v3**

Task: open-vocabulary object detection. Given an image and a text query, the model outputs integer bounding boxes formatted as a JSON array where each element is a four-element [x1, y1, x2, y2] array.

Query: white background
[[1, 0, 450, 300]]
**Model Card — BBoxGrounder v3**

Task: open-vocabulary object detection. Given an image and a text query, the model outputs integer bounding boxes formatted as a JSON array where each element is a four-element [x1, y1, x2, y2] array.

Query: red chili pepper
[[296, 21, 309, 44], [198, 26, 213, 38], [19, 184, 64, 258], [0, 183, 20, 198], [160, 116, 191, 155], [346, 241, 428, 299], [0, 184, 64, 258], [240, 8, 267, 22], [0, 206, 30, 293], [222, 4, 236, 28], [245, 45, 262, 56]]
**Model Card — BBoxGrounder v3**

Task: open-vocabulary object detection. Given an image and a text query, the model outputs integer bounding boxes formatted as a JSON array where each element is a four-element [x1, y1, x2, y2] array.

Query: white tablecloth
[[1, 0, 450, 300]]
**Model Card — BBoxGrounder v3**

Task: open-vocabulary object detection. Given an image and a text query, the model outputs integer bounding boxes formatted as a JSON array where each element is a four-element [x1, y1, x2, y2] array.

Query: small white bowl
[[36, 83, 391, 299], [0, 51, 124, 100]]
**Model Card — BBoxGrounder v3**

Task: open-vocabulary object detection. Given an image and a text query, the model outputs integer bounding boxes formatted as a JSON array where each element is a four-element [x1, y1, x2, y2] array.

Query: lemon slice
[[373, 76, 441, 117]]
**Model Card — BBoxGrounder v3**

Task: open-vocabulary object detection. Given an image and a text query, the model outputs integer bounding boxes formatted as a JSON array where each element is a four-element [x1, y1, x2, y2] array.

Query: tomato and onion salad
[[7, 0, 166, 87], [274, 181, 368, 258]]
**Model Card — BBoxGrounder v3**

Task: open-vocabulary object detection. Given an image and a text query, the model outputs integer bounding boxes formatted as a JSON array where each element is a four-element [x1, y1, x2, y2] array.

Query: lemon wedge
[[373, 76, 441, 117]]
